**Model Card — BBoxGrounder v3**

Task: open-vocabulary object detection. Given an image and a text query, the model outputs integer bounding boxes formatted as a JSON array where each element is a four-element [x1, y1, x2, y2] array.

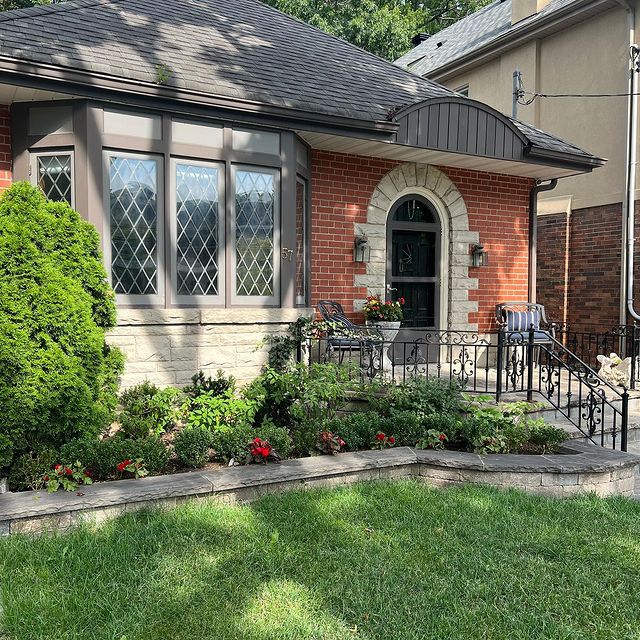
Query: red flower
[[64, 467, 73, 476], [84, 470, 92, 478], [388, 436, 395, 444], [339, 439, 346, 447], [439, 434, 447, 441], [375, 432, 385, 441], [117, 459, 131, 472], [54, 464, 62, 472], [399, 297, 405, 305], [43, 475, 49, 482], [259, 447, 271, 458], [253, 437, 262, 445]]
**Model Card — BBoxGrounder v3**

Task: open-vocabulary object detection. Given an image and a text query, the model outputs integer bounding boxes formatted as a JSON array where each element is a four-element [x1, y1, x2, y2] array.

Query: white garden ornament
[[596, 353, 632, 388]]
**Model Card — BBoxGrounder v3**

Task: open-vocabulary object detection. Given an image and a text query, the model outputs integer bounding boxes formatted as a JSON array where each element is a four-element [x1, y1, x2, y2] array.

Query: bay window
[[18, 103, 311, 309]]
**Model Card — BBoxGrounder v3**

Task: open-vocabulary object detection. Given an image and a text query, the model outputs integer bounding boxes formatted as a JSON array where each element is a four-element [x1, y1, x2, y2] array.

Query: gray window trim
[[103, 149, 165, 307], [29, 149, 75, 208], [169, 157, 226, 307], [230, 164, 281, 307]]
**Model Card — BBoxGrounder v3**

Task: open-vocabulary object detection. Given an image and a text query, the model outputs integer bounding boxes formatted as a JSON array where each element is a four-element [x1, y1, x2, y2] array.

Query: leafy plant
[[184, 370, 236, 400], [116, 458, 148, 479], [8, 449, 57, 491], [417, 430, 448, 450], [526, 421, 567, 453], [316, 431, 346, 455], [119, 383, 183, 437], [386, 377, 463, 418], [0, 433, 13, 470], [44, 462, 93, 493], [155, 63, 173, 85], [0, 182, 121, 468], [186, 390, 257, 432], [325, 411, 387, 451], [174, 427, 214, 468], [371, 432, 395, 450]]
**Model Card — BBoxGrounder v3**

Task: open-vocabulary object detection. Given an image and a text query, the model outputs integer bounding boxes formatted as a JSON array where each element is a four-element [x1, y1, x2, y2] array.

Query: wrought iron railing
[[303, 327, 630, 451], [554, 323, 640, 390]]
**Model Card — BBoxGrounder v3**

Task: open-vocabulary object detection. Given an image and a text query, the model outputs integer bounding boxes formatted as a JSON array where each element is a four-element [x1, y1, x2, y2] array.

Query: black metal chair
[[316, 300, 382, 374], [495, 302, 555, 344]]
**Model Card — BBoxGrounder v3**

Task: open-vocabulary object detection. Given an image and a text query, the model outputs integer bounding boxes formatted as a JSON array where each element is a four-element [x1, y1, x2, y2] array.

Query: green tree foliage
[[261, 0, 492, 60], [0, 182, 123, 467], [0, 0, 50, 10]]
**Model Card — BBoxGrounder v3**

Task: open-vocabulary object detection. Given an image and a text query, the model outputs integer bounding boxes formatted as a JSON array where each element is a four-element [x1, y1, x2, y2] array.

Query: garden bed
[[1, 442, 637, 536]]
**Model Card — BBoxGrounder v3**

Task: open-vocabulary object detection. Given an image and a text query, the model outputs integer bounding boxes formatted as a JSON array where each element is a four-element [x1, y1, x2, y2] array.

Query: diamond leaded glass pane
[[235, 170, 275, 297], [37, 154, 72, 204], [176, 163, 220, 296], [109, 156, 159, 295]]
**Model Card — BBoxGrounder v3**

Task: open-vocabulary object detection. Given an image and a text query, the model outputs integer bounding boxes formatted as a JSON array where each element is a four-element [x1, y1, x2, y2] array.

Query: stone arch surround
[[354, 163, 479, 331]]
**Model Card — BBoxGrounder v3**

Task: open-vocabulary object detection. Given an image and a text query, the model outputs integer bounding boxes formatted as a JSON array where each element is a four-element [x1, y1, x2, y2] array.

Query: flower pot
[[370, 321, 401, 375]]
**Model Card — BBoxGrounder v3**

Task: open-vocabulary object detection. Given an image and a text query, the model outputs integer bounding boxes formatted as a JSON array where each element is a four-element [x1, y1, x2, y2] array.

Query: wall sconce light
[[471, 243, 488, 268], [354, 233, 371, 263]]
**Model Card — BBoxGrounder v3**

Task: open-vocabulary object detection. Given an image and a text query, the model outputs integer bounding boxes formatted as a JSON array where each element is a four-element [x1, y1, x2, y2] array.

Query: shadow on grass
[[1, 481, 640, 640]]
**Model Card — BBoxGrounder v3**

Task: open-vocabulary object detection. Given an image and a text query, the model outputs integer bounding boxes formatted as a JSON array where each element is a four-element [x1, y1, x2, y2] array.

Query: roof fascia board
[[525, 145, 607, 169], [0, 59, 398, 141], [429, 0, 615, 82]]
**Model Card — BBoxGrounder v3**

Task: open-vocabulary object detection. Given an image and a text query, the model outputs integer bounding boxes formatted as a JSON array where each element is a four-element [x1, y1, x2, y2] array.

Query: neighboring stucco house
[[0, 0, 602, 386], [396, 0, 637, 329]]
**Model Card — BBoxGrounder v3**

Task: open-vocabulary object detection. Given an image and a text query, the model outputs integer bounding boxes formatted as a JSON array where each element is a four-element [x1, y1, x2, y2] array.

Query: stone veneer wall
[[108, 308, 312, 388]]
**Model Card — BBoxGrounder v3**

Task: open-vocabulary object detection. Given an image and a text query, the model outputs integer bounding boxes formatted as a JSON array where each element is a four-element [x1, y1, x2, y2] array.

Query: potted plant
[[363, 295, 404, 334]]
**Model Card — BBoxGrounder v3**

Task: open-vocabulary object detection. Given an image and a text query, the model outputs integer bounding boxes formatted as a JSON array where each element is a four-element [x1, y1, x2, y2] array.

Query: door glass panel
[[235, 170, 275, 297], [109, 156, 159, 295], [175, 163, 220, 296], [393, 199, 436, 223], [392, 230, 437, 278], [37, 154, 72, 204]]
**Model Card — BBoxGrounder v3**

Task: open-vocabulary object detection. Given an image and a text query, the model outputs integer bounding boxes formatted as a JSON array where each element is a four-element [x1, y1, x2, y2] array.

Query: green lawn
[[1, 481, 640, 640]]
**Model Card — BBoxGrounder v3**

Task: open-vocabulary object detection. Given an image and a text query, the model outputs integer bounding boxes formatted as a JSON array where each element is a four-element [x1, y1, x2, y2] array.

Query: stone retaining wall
[[1, 443, 637, 536]]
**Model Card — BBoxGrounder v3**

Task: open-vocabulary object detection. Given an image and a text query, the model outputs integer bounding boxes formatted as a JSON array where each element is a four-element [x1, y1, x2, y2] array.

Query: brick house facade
[[0, 0, 603, 386]]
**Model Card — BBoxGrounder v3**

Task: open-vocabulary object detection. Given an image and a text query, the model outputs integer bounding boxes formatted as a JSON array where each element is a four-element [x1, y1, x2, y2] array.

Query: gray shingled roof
[[0, 0, 600, 165], [0, 0, 454, 123], [395, 0, 578, 77]]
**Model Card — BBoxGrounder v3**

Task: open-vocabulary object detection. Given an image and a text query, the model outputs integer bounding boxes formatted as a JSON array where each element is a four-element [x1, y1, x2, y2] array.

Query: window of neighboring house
[[30, 151, 74, 206], [232, 166, 280, 305], [455, 84, 469, 97], [105, 152, 163, 303]]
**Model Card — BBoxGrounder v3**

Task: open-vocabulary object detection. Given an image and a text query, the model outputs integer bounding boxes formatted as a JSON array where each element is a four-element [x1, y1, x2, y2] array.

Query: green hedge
[[0, 183, 122, 470]]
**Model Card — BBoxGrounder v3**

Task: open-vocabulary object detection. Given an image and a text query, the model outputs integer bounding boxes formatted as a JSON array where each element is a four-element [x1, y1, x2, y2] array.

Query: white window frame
[[230, 164, 281, 307], [170, 157, 226, 306], [103, 150, 165, 307], [295, 176, 309, 307], [29, 150, 75, 208]]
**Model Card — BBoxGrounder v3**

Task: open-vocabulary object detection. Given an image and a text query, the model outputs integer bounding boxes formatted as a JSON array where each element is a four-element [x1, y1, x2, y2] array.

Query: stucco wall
[[437, 5, 629, 212]]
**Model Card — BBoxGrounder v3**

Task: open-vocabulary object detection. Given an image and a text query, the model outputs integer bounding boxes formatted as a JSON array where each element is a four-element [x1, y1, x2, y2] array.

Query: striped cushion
[[505, 309, 541, 332]]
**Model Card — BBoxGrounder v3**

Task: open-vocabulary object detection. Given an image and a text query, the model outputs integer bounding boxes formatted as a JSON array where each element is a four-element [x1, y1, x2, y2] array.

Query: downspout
[[618, 0, 640, 322], [529, 179, 558, 302]]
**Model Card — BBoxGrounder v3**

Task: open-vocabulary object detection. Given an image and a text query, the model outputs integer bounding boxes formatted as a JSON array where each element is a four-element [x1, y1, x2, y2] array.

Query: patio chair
[[316, 300, 382, 374], [495, 302, 555, 344]]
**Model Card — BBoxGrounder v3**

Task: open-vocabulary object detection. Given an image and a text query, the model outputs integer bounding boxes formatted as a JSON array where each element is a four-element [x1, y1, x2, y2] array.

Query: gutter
[[0, 58, 399, 142], [529, 179, 558, 302], [617, 0, 640, 323]]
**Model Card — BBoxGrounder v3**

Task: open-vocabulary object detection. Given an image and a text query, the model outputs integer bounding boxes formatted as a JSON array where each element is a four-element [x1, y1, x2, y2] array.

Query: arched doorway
[[386, 195, 441, 331]]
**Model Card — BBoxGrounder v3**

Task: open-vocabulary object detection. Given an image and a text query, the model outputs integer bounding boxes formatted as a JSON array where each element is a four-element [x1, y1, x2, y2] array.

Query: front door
[[386, 196, 441, 360]]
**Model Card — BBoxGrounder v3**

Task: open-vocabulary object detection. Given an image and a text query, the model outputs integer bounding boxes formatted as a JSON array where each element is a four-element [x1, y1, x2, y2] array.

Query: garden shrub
[[385, 377, 463, 418], [174, 427, 214, 468], [209, 423, 254, 463], [256, 422, 292, 460], [326, 411, 388, 451], [0, 183, 122, 470], [119, 382, 183, 437], [8, 449, 57, 491], [61, 435, 169, 480], [184, 370, 236, 400]]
